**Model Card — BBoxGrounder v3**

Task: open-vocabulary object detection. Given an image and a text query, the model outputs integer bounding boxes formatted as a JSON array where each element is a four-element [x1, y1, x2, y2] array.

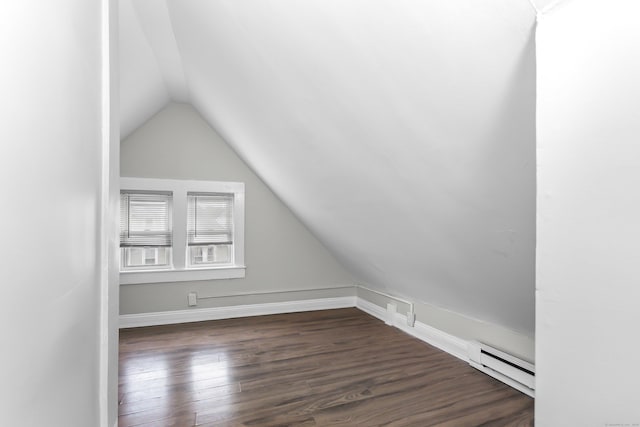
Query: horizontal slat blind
[[120, 192, 172, 247], [187, 193, 234, 246]]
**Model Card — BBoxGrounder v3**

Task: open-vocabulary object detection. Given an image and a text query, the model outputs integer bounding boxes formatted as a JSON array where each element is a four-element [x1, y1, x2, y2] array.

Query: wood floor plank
[[119, 308, 533, 426]]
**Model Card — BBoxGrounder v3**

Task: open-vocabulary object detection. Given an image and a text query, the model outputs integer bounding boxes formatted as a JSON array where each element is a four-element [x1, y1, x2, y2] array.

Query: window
[[119, 177, 245, 285], [187, 193, 234, 267], [120, 191, 172, 270]]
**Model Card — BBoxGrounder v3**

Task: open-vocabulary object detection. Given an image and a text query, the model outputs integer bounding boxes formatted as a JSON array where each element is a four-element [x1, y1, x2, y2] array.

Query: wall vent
[[467, 341, 535, 397]]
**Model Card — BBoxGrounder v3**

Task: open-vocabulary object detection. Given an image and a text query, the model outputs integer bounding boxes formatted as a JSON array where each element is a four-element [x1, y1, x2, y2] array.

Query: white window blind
[[187, 193, 234, 246], [120, 192, 173, 248]]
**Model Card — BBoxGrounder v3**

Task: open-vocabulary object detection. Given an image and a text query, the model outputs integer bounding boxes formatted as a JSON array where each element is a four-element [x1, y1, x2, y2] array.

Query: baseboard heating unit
[[467, 341, 535, 398]]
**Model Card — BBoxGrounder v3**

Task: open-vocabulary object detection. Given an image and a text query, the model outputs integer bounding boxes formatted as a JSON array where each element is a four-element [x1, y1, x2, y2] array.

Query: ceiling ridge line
[[538, 0, 573, 16], [161, 0, 191, 103]]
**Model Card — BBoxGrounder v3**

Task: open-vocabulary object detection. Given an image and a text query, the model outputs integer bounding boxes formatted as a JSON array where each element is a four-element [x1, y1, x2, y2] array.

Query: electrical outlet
[[188, 292, 197, 306]]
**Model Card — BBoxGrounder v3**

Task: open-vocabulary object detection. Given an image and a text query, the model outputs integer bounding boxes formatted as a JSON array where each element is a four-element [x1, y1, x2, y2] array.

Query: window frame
[[119, 177, 245, 285]]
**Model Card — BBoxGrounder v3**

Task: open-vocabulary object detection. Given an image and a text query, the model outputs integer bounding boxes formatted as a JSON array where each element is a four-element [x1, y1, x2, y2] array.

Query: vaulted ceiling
[[121, 0, 538, 335]]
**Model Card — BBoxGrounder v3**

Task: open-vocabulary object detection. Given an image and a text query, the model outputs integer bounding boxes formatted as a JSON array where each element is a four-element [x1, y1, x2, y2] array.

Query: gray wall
[[120, 103, 355, 314]]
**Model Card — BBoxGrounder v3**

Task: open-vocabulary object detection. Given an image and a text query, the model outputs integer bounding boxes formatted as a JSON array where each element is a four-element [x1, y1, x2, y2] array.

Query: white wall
[[536, 0, 640, 424], [120, 103, 355, 314], [104, 1, 121, 426], [0, 2, 114, 426]]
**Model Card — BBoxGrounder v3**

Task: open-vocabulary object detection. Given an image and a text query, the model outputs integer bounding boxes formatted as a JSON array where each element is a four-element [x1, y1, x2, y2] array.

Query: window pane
[[122, 247, 171, 268], [188, 244, 231, 266]]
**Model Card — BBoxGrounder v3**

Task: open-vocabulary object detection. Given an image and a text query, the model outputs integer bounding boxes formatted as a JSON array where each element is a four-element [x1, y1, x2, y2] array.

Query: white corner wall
[[120, 103, 355, 314], [0, 2, 113, 426], [536, 0, 640, 424], [104, 1, 121, 426]]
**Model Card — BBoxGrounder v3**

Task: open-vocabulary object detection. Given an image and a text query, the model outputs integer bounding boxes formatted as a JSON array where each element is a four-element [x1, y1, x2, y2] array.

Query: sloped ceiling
[[120, 0, 537, 335], [120, 0, 169, 137]]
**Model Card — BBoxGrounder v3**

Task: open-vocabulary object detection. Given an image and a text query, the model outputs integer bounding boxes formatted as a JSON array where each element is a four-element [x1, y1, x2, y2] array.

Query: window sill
[[120, 265, 246, 285]]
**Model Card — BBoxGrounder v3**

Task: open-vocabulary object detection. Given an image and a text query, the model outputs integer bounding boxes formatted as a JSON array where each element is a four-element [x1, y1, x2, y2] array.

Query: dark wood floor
[[119, 308, 533, 426]]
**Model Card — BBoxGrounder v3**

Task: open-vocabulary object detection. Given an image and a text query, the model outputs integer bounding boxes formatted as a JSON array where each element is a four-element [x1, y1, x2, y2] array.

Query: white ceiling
[[120, 0, 537, 335], [119, 0, 169, 137]]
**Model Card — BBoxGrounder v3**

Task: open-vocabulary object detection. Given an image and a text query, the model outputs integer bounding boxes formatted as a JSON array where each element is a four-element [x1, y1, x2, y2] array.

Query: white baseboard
[[356, 298, 469, 362], [355, 295, 388, 319], [120, 296, 357, 328], [398, 316, 469, 362]]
